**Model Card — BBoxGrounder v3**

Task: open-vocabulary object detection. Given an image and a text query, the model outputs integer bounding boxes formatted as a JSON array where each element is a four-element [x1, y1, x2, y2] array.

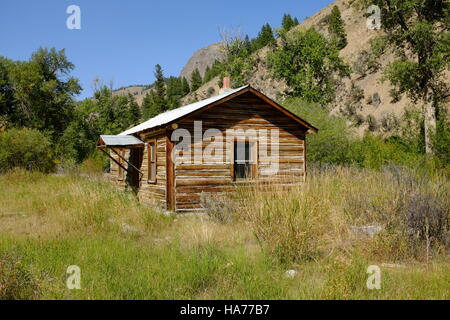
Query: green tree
[[190, 68, 203, 92], [327, 6, 347, 50], [203, 66, 211, 83], [355, 0, 449, 154], [282, 14, 295, 32], [152, 64, 167, 112], [253, 24, 276, 51], [142, 91, 159, 120], [166, 76, 183, 109], [181, 77, 190, 95], [0, 128, 55, 173], [1, 48, 81, 141], [0, 57, 14, 122], [269, 28, 350, 104]]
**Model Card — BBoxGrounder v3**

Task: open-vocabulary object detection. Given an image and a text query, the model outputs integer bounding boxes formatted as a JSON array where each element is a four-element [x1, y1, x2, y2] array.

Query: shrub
[[0, 253, 40, 300], [200, 192, 237, 224], [80, 152, 106, 175], [405, 193, 449, 246], [284, 98, 355, 165], [0, 128, 55, 173], [242, 184, 330, 264]]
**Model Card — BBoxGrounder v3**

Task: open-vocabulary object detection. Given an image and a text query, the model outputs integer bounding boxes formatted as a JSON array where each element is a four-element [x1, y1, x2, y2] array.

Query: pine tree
[[166, 76, 183, 110], [282, 14, 295, 32], [203, 66, 212, 83], [153, 64, 167, 112], [244, 35, 252, 54], [127, 93, 141, 124], [141, 91, 159, 120], [181, 77, 190, 95], [190, 68, 203, 92], [327, 6, 347, 50], [254, 24, 276, 51]]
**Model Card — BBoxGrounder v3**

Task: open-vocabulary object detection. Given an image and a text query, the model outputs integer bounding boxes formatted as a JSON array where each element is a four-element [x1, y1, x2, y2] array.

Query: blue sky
[[0, 0, 333, 99]]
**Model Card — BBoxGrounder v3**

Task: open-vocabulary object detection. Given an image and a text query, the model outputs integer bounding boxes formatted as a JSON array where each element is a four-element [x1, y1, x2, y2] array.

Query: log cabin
[[97, 78, 318, 213]]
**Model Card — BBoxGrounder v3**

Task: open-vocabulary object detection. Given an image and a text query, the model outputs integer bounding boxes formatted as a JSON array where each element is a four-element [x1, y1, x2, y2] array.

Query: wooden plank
[[166, 133, 175, 211]]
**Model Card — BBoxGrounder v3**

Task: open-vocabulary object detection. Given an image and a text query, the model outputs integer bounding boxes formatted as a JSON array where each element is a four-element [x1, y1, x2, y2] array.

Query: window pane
[[150, 144, 155, 161], [234, 141, 253, 179], [151, 163, 156, 181]]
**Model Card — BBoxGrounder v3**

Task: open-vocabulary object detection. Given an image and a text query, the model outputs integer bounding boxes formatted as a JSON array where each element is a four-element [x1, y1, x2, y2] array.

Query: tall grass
[[241, 165, 449, 264], [0, 168, 448, 300]]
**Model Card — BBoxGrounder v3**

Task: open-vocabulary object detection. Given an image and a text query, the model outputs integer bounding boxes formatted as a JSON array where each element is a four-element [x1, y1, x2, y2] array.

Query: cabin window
[[233, 140, 256, 180], [148, 140, 157, 183]]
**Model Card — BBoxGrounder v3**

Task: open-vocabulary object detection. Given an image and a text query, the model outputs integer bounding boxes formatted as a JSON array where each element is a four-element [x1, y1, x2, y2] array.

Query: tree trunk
[[424, 95, 436, 154]]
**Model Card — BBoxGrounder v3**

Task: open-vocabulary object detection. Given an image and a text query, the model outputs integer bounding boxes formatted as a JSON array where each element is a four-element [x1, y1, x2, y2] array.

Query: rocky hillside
[[179, 42, 226, 81], [182, 0, 449, 134], [112, 85, 150, 105], [114, 0, 447, 135]]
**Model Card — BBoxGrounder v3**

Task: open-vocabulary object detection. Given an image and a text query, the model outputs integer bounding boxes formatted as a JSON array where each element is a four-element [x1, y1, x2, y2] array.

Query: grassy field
[[0, 167, 448, 300]]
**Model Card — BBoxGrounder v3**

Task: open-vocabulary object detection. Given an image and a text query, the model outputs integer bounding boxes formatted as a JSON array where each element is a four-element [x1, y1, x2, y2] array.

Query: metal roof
[[119, 85, 249, 136], [98, 135, 144, 147]]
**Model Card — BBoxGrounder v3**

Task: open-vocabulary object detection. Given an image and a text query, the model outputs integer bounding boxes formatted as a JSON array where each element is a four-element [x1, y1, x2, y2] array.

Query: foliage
[[269, 28, 351, 104], [0, 128, 55, 173], [284, 98, 437, 170], [200, 192, 237, 224], [281, 14, 299, 33], [432, 109, 450, 165], [181, 77, 190, 95], [252, 24, 276, 51], [355, 0, 450, 153], [217, 33, 256, 88], [0, 252, 40, 300], [326, 6, 348, 50], [190, 68, 203, 92], [58, 87, 140, 163], [285, 98, 354, 164], [353, 37, 387, 78], [0, 169, 448, 299], [0, 48, 81, 142]]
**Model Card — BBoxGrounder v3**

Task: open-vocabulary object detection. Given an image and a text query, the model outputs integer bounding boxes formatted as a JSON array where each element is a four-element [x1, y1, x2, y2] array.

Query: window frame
[[147, 139, 157, 184], [231, 139, 258, 181]]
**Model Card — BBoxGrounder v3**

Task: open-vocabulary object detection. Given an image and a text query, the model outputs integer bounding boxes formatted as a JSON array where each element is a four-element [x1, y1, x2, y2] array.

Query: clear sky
[[0, 0, 333, 99]]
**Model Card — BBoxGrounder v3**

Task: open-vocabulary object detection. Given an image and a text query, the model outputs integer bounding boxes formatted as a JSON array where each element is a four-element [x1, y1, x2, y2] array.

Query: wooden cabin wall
[[173, 92, 307, 212], [108, 148, 130, 188], [136, 132, 167, 208]]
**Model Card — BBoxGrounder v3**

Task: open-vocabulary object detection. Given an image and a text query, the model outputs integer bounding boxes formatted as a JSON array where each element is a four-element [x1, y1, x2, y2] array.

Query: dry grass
[[0, 167, 448, 300], [241, 165, 449, 264]]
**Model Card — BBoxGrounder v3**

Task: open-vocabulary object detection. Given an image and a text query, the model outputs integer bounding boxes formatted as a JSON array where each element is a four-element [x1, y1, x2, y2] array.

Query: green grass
[[0, 169, 448, 300]]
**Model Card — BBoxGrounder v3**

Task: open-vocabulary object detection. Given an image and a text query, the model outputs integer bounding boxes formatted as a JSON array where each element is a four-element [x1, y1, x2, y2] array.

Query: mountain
[[113, 0, 447, 135], [179, 42, 226, 82], [182, 0, 448, 134]]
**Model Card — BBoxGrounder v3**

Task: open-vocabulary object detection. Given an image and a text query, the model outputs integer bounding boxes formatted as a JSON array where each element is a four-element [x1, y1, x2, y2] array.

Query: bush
[[80, 152, 106, 175], [0, 253, 40, 300], [0, 128, 55, 173], [242, 184, 330, 264], [284, 98, 355, 165], [200, 192, 237, 224]]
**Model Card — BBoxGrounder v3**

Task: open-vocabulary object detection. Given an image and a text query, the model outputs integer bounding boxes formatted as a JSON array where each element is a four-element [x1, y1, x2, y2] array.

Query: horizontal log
[[176, 179, 232, 187]]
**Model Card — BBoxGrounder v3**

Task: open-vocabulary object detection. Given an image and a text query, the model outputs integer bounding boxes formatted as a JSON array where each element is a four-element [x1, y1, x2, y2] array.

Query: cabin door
[[127, 148, 143, 191]]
